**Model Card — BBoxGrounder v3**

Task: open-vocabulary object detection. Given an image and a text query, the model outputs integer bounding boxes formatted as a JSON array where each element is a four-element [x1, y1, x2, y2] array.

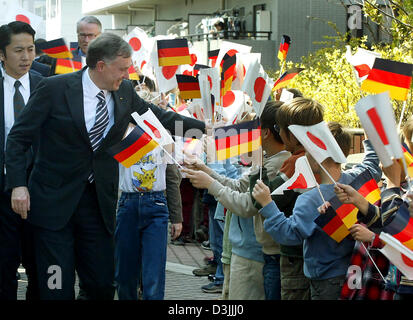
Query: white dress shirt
[[82, 68, 114, 139], [3, 71, 31, 149]]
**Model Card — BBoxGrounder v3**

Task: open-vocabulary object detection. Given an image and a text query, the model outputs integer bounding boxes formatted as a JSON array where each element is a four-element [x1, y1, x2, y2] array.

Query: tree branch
[[364, 0, 413, 29]]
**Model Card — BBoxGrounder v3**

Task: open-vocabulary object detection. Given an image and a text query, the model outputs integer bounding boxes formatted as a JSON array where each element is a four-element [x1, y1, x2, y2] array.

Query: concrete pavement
[[17, 241, 221, 300]]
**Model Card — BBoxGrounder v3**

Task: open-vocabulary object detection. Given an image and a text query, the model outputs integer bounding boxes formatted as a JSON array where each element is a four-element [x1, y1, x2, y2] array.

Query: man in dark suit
[[5, 32, 205, 300], [0, 21, 43, 300]]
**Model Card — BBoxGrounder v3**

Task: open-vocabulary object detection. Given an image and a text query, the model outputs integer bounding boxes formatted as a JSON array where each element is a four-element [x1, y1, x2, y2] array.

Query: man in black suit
[[0, 21, 43, 300], [5, 32, 205, 300]]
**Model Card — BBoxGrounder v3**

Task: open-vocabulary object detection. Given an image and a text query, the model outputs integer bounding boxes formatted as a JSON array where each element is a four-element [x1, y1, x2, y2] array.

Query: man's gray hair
[[77, 16, 102, 32], [86, 32, 132, 69]]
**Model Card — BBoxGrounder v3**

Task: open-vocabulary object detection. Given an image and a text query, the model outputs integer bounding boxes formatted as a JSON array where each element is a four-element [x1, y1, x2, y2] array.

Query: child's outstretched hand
[[252, 180, 272, 208], [317, 201, 331, 214], [182, 168, 214, 189], [334, 182, 369, 215]]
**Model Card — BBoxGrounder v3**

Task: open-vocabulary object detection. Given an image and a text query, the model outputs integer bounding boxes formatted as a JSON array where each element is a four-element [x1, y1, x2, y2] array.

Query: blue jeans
[[263, 254, 281, 300], [114, 191, 169, 300], [208, 203, 224, 285]]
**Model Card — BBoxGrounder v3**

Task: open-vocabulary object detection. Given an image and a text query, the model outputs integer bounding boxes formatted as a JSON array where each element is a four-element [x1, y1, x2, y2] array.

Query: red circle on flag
[[306, 131, 327, 150], [190, 54, 197, 66], [401, 253, 413, 267], [144, 120, 161, 139], [183, 69, 192, 76], [253, 77, 266, 102], [162, 65, 178, 80], [223, 91, 235, 107], [16, 15, 30, 24], [128, 37, 141, 51]]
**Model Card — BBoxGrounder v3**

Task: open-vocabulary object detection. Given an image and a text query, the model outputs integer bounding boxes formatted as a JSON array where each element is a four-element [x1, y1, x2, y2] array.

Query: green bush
[[267, 1, 413, 128]]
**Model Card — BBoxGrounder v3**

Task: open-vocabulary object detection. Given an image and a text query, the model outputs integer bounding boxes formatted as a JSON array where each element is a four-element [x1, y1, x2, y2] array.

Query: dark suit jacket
[[0, 71, 43, 191], [5, 68, 205, 234]]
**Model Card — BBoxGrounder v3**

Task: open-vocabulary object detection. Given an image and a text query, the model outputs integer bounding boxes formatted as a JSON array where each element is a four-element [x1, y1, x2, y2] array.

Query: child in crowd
[[184, 100, 291, 299], [252, 122, 382, 300], [248, 97, 324, 300]]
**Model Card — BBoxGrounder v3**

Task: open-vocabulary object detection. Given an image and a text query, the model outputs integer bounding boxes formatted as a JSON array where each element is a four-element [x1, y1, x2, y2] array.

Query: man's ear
[[95, 60, 105, 72]]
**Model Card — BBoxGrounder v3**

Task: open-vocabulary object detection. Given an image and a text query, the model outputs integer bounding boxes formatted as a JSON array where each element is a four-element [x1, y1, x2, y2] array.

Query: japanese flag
[[198, 67, 221, 121], [355, 92, 403, 167], [242, 58, 274, 117], [380, 232, 413, 280], [272, 156, 318, 195], [124, 27, 153, 78], [345, 46, 381, 84], [232, 52, 261, 90], [221, 90, 246, 125], [131, 109, 174, 147], [153, 64, 179, 93], [8, 6, 43, 31], [288, 121, 347, 164], [214, 41, 251, 72]]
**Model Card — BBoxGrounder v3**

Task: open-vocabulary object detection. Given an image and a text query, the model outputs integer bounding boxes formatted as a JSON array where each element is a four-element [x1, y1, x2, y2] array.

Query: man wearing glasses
[[74, 16, 102, 66]]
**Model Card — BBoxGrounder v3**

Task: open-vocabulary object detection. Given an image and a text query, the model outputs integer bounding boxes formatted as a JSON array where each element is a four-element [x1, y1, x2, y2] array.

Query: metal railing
[[186, 31, 272, 42]]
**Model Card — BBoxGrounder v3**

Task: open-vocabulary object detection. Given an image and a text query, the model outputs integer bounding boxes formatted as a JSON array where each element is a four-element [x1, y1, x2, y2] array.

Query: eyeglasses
[[273, 124, 280, 133], [78, 33, 98, 39]]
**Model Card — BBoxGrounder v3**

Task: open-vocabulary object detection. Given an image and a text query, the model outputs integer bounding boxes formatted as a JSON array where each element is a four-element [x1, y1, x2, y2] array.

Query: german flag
[[277, 35, 291, 61], [384, 203, 413, 253], [108, 125, 159, 168], [36, 38, 73, 59], [329, 170, 380, 228], [272, 67, 304, 91], [361, 58, 413, 101], [176, 74, 201, 100], [208, 49, 219, 67], [54, 58, 82, 74], [157, 39, 191, 67], [128, 65, 139, 81], [214, 118, 261, 161], [220, 54, 236, 99], [314, 206, 350, 243]]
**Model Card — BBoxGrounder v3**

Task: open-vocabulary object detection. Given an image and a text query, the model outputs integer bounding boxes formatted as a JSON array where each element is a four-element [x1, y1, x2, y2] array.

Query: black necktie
[[14, 80, 25, 120], [88, 90, 109, 182]]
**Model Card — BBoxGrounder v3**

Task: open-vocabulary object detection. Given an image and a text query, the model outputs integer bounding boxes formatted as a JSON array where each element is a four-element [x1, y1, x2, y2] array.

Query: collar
[[3, 71, 30, 91], [83, 67, 109, 99]]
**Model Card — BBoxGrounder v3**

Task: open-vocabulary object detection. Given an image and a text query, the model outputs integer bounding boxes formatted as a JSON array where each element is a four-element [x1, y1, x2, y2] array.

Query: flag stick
[[316, 183, 326, 204], [360, 241, 387, 284], [319, 162, 337, 186], [150, 94, 161, 103], [68, 58, 76, 72], [281, 60, 286, 75], [158, 143, 185, 170], [398, 100, 407, 131]]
